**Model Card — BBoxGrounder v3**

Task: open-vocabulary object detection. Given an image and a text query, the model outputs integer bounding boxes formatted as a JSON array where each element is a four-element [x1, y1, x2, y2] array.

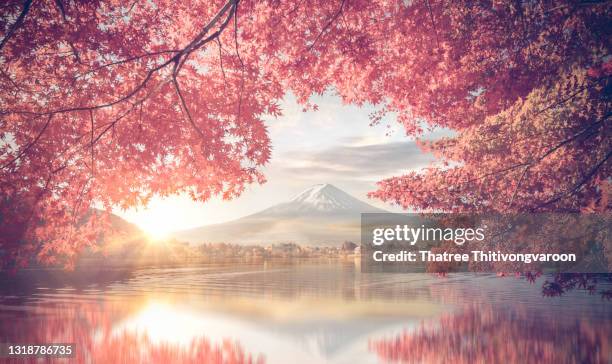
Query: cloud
[[278, 140, 436, 180]]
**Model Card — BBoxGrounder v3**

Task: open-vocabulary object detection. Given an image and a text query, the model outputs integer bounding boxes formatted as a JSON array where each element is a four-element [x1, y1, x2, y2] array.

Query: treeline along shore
[[2, 240, 362, 274]]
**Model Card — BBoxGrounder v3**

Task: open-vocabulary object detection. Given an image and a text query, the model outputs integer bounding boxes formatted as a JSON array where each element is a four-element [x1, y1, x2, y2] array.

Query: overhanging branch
[[0, 0, 33, 52]]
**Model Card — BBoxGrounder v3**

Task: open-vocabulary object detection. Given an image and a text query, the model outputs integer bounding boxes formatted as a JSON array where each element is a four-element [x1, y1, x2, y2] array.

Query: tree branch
[[425, 0, 440, 49], [170, 1, 237, 138], [233, 1, 245, 121], [410, 116, 608, 196], [0, 0, 33, 53], [537, 115, 608, 161], [535, 149, 612, 210], [173, 75, 206, 140], [2, 114, 53, 170], [173, 0, 236, 76], [55, 0, 67, 21], [216, 38, 228, 95], [507, 164, 529, 209], [307, 0, 346, 52], [76, 50, 180, 79], [89, 110, 95, 176], [4, 0, 238, 117]]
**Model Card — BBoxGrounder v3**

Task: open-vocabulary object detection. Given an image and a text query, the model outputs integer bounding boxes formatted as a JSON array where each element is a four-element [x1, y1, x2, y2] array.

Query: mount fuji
[[169, 184, 386, 245], [258, 183, 384, 216]]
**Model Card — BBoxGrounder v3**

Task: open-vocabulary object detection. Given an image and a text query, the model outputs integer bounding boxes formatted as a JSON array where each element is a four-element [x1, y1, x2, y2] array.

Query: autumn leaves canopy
[[0, 0, 609, 268]]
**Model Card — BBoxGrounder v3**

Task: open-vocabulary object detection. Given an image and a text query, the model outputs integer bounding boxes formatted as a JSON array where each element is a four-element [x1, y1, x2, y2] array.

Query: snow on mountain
[[170, 184, 386, 245], [259, 183, 383, 216], [291, 184, 362, 210]]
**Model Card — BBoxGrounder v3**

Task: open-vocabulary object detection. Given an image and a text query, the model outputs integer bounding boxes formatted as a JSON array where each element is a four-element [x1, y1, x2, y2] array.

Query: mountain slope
[[170, 184, 386, 245], [258, 184, 383, 217]]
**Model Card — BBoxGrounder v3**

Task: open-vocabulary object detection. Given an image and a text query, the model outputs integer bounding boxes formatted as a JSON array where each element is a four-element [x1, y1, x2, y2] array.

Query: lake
[[0, 261, 610, 363]]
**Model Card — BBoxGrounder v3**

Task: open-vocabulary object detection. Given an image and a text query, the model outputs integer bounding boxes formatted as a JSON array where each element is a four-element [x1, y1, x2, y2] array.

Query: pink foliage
[[0, 1, 609, 268]]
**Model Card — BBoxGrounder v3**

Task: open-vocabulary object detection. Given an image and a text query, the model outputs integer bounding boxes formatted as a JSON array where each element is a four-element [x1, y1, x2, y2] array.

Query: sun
[[128, 205, 180, 242], [117, 195, 211, 242], [139, 219, 172, 241]]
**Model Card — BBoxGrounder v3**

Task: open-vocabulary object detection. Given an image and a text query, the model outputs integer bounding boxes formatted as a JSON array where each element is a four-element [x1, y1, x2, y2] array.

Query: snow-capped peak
[[291, 184, 345, 208], [256, 183, 384, 216], [282, 183, 376, 212]]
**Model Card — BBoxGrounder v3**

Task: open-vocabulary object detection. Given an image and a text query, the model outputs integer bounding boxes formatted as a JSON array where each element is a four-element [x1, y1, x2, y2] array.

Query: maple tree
[[0, 0, 610, 268], [362, 2, 611, 213]]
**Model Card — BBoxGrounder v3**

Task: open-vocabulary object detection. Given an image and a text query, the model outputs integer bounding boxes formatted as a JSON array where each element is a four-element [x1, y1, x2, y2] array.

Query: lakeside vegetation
[[73, 238, 361, 269]]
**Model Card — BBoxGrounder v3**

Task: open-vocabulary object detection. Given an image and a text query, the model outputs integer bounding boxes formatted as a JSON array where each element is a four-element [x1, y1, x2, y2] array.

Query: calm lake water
[[0, 261, 610, 363]]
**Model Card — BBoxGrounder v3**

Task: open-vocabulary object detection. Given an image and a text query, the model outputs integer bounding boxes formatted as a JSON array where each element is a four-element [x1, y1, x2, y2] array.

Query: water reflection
[[0, 300, 264, 363], [370, 306, 611, 364], [0, 263, 610, 363]]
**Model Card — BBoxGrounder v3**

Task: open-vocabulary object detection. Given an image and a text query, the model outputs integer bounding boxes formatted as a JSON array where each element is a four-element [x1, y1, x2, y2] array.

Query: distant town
[[76, 238, 362, 268]]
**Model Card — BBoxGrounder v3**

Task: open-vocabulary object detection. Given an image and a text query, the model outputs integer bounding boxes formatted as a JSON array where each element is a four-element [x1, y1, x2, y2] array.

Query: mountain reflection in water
[[0, 262, 610, 363]]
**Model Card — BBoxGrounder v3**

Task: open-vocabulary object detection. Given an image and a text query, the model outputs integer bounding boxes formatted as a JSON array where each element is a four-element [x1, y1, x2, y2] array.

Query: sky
[[116, 93, 446, 236]]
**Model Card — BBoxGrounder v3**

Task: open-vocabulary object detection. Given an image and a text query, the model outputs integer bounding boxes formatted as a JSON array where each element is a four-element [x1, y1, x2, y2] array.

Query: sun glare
[[129, 206, 179, 241], [140, 221, 171, 241], [117, 195, 213, 242]]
